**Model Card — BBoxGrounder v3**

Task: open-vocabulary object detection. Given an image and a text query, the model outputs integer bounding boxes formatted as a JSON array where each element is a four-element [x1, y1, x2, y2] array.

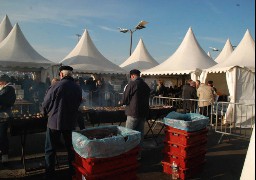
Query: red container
[[163, 151, 206, 169], [162, 160, 205, 180], [165, 127, 208, 146], [74, 146, 139, 174], [163, 140, 207, 157], [73, 162, 138, 180]]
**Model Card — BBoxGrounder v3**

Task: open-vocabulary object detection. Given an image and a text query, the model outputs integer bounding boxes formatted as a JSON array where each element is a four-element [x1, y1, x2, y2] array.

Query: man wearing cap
[[121, 69, 150, 160], [0, 74, 16, 164], [42, 66, 82, 179]]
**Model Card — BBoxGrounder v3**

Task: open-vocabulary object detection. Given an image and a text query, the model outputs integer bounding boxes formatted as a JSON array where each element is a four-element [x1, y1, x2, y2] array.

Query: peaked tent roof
[[142, 27, 216, 75], [0, 15, 12, 43], [204, 29, 255, 73], [120, 38, 159, 71], [0, 23, 56, 70], [214, 39, 233, 64], [60, 29, 126, 74]]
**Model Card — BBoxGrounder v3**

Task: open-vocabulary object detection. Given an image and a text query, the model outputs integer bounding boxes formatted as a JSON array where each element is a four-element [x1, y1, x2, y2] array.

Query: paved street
[[0, 123, 250, 180]]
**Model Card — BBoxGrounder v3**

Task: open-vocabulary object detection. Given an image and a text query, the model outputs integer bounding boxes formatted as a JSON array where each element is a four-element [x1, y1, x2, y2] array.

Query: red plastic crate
[[74, 146, 139, 174], [165, 127, 208, 146], [163, 150, 206, 169], [162, 160, 205, 180], [73, 162, 138, 180], [163, 140, 207, 157]]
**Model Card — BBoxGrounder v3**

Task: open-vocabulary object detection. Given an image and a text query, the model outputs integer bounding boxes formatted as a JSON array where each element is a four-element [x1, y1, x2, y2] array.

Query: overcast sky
[[0, 0, 255, 65]]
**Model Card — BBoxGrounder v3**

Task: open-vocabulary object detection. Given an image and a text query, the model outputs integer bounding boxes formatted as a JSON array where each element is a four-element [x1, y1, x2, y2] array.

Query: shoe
[[1, 155, 8, 163]]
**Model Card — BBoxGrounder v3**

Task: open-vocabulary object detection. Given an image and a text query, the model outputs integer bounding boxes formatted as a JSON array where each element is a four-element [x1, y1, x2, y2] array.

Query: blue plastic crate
[[72, 125, 141, 158], [163, 112, 209, 132]]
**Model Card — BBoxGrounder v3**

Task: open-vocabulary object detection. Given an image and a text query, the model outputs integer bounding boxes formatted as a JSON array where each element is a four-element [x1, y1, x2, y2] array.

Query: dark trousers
[[0, 121, 9, 155], [45, 128, 74, 178], [76, 112, 85, 130], [199, 105, 211, 117]]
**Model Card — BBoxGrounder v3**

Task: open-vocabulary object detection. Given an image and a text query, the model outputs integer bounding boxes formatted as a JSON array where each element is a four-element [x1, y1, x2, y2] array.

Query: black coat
[[0, 84, 16, 111], [122, 77, 150, 118], [42, 76, 82, 130]]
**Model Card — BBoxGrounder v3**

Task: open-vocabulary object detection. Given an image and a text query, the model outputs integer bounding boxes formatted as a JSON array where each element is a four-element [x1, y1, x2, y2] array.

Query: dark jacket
[[122, 77, 150, 118], [42, 76, 82, 130], [0, 83, 16, 112], [182, 84, 197, 100]]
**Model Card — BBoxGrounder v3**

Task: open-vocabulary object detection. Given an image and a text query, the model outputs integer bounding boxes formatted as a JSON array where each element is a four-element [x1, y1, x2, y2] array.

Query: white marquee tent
[[0, 23, 57, 82], [0, 15, 12, 43], [214, 38, 234, 64], [200, 29, 255, 127], [120, 38, 159, 72], [60, 29, 126, 75], [141, 27, 217, 81]]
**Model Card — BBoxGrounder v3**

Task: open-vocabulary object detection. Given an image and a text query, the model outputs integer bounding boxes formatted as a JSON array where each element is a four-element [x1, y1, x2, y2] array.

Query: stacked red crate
[[72, 146, 139, 180], [162, 126, 208, 179]]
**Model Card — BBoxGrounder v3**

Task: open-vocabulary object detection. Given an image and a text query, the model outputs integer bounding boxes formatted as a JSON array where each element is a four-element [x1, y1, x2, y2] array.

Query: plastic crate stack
[[72, 146, 139, 180], [71, 125, 141, 180], [162, 125, 208, 180]]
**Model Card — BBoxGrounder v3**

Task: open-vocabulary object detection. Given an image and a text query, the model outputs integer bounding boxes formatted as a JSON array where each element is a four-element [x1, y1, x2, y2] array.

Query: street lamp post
[[119, 20, 148, 56]]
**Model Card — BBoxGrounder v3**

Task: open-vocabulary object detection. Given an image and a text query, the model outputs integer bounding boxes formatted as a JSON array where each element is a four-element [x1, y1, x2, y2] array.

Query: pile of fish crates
[[162, 113, 209, 179], [72, 125, 141, 180]]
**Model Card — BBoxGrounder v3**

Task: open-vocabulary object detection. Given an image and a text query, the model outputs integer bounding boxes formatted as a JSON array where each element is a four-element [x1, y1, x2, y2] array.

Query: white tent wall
[[225, 67, 255, 126], [240, 126, 255, 180]]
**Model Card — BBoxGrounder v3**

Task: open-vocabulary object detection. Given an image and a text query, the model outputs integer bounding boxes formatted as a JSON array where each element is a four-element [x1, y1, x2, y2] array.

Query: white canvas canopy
[[0, 23, 57, 82], [141, 27, 216, 81], [214, 39, 234, 64], [120, 38, 159, 71], [60, 29, 126, 75], [0, 15, 12, 43], [200, 29, 255, 127]]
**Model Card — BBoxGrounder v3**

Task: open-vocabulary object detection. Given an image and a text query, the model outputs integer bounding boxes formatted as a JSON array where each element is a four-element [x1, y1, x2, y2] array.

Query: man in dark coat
[[182, 80, 197, 113], [42, 66, 82, 179], [121, 69, 150, 160], [0, 74, 16, 164]]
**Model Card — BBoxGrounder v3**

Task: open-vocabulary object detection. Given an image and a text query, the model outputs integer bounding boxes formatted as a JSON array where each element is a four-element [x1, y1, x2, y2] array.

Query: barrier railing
[[213, 102, 255, 143], [151, 96, 255, 143]]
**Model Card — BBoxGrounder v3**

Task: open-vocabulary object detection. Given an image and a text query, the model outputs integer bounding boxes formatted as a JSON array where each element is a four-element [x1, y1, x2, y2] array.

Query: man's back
[[123, 77, 150, 118]]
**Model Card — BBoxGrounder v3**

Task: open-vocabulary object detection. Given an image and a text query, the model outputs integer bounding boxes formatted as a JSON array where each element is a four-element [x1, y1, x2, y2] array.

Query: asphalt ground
[[0, 121, 250, 180]]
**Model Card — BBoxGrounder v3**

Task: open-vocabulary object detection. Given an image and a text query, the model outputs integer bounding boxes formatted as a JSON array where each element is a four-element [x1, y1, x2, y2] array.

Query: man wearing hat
[[0, 74, 16, 164], [121, 69, 150, 160], [42, 66, 82, 179]]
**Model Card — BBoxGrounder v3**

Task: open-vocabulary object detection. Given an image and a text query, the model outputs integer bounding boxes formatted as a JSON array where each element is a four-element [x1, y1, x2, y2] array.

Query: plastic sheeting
[[164, 112, 209, 132], [72, 125, 141, 159]]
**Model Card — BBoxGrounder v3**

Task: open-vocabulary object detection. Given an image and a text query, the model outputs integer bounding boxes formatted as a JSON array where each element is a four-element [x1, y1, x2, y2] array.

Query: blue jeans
[[0, 121, 8, 155], [45, 128, 74, 177], [126, 116, 146, 148]]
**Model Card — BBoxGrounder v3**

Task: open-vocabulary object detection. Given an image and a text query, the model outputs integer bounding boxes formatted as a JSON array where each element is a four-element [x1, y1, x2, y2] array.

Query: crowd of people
[[0, 67, 219, 179], [149, 79, 218, 117]]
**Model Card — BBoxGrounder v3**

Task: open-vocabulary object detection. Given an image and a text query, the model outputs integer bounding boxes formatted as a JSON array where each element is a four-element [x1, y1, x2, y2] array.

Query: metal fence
[[150, 96, 255, 143]]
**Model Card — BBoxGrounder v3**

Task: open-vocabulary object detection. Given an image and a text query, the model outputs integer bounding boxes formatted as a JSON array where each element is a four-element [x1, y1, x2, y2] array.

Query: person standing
[[0, 74, 16, 164], [121, 69, 150, 160], [42, 66, 82, 179], [182, 80, 197, 113], [197, 83, 214, 117]]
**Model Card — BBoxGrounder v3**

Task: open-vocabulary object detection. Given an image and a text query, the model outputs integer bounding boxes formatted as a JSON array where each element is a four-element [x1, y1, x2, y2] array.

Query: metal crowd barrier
[[213, 102, 255, 143], [151, 96, 255, 143]]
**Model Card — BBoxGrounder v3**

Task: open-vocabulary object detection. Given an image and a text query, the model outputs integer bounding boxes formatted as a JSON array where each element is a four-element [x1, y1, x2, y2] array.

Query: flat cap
[[59, 65, 73, 72], [0, 74, 11, 82], [130, 69, 141, 76]]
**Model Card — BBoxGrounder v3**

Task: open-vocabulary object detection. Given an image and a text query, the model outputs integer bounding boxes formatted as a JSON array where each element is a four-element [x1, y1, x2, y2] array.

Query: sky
[[0, 0, 255, 65]]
